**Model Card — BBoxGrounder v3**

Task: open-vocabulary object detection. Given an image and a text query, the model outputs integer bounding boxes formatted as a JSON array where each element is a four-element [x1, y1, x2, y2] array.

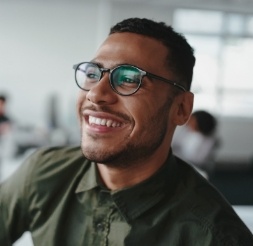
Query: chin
[[81, 145, 127, 167]]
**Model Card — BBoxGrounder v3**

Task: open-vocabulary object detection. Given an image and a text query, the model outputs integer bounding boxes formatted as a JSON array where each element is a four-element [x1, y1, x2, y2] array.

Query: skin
[[77, 32, 194, 190]]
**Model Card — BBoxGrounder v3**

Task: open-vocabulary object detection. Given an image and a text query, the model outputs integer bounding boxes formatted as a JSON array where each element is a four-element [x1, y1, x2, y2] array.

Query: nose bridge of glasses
[[99, 67, 110, 80]]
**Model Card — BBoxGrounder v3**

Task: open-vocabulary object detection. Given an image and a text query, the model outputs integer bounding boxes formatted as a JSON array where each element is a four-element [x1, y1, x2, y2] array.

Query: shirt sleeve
[[0, 150, 38, 245]]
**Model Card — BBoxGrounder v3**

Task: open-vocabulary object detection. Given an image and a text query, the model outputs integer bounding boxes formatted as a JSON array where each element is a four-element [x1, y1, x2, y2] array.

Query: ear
[[171, 92, 194, 126]]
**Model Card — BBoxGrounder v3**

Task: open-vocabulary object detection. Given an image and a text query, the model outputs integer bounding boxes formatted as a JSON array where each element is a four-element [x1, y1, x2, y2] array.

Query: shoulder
[[24, 146, 90, 183], [1, 146, 91, 200], [28, 145, 85, 166], [1, 146, 90, 193], [0, 146, 92, 242], [19, 146, 92, 211], [28, 145, 83, 160], [171, 156, 253, 245]]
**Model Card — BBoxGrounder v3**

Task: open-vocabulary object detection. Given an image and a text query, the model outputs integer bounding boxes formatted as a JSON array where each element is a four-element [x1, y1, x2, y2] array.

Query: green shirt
[[0, 146, 252, 246]]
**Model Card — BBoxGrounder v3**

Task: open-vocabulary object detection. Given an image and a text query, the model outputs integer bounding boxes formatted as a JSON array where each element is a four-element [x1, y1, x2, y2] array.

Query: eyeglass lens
[[111, 65, 141, 95]]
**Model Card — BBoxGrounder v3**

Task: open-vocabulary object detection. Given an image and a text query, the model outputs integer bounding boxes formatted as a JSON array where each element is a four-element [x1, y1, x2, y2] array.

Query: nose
[[86, 73, 118, 105]]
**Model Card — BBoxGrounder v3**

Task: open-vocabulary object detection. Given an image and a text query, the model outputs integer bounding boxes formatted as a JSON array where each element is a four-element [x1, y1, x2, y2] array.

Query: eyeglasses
[[73, 62, 186, 96]]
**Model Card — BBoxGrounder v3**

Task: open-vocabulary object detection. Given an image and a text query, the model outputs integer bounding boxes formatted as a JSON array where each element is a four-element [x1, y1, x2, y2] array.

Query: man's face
[[77, 32, 179, 167]]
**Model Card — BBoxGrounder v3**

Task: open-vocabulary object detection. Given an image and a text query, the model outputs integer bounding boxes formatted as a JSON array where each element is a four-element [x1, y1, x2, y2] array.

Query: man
[[0, 18, 252, 245]]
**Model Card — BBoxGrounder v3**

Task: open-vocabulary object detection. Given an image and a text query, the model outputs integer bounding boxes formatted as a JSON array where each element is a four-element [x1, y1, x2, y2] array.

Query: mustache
[[81, 104, 132, 122]]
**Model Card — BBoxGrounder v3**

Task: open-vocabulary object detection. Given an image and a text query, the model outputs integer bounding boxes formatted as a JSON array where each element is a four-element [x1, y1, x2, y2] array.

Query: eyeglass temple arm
[[146, 72, 186, 92]]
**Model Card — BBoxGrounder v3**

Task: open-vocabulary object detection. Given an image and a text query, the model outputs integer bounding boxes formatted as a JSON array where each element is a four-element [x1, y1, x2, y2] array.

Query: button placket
[[96, 222, 105, 232], [93, 190, 116, 245]]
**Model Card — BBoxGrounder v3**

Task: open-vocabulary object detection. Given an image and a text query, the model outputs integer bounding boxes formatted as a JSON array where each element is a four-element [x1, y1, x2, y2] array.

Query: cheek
[[77, 90, 85, 103], [128, 99, 163, 130], [76, 92, 86, 120]]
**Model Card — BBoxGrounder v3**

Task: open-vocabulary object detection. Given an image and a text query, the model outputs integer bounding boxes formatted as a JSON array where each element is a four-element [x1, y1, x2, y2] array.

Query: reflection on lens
[[112, 66, 141, 95], [76, 63, 100, 90]]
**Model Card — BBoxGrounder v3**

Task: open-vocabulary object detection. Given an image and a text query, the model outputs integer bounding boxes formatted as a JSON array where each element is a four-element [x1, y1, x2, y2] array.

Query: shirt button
[[97, 223, 104, 231]]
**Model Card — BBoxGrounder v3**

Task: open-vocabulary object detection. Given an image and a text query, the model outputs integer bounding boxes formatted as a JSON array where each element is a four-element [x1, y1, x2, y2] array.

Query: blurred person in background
[[0, 94, 14, 155], [172, 110, 220, 174], [0, 94, 14, 179], [0, 18, 252, 245], [0, 94, 11, 136]]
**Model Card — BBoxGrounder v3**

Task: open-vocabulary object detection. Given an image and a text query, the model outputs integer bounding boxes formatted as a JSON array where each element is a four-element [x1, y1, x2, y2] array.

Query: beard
[[81, 98, 173, 168]]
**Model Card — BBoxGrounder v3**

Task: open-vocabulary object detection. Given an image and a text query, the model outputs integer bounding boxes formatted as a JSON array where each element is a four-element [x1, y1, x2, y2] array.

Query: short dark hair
[[192, 110, 217, 136], [110, 18, 195, 91], [0, 95, 7, 103]]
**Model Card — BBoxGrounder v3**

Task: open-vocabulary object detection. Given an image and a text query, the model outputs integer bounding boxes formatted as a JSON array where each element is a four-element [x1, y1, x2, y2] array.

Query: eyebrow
[[90, 60, 137, 69]]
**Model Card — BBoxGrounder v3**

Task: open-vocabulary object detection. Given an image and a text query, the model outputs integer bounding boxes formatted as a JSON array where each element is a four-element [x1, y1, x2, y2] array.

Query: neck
[[97, 148, 171, 191]]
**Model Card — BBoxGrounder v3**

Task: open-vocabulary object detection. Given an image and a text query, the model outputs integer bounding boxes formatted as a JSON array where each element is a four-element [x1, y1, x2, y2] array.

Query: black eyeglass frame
[[73, 62, 187, 96]]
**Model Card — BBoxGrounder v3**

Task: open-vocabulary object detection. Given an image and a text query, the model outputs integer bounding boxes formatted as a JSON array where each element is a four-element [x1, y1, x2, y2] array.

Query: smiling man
[[1, 18, 253, 246], [76, 31, 193, 190]]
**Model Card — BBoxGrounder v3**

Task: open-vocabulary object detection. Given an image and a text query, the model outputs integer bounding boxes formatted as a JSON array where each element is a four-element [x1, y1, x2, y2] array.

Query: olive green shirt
[[0, 146, 252, 245]]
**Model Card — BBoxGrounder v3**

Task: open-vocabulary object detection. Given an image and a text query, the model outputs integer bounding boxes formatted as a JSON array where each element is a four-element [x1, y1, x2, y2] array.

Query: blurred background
[[0, 0, 253, 244]]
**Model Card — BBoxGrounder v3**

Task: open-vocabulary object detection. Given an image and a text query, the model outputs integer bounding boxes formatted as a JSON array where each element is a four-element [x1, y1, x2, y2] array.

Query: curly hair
[[110, 18, 195, 91]]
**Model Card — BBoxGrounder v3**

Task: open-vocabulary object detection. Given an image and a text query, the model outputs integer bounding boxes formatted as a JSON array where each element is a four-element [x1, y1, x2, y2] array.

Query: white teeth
[[90, 117, 96, 124], [101, 119, 106, 126], [89, 116, 121, 127], [106, 119, 113, 127], [95, 118, 101, 125]]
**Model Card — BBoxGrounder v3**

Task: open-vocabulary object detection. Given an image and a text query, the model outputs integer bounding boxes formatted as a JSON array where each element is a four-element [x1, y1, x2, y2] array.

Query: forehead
[[93, 32, 169, 71]]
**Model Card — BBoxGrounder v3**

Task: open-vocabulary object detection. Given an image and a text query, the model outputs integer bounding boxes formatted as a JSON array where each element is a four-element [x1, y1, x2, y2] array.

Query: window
[[173, 9, 253, 117]]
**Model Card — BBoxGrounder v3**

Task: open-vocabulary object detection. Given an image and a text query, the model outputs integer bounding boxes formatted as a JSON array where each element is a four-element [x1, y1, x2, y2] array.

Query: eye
[[116, 68, 140, 85], [85, 67, 100, 81], [119, 75, 138, 84], [114, 75, 138, 91], [86, 72, 99, 80]]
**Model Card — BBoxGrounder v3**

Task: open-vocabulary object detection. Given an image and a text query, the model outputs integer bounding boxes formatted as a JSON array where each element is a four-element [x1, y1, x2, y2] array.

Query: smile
[[88, 116, 122, 128]]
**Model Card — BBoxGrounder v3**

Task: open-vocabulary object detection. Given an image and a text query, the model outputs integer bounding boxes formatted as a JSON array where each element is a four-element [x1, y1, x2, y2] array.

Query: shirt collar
[[75, 152, 179, 223], [75, 161, 98, 193]]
